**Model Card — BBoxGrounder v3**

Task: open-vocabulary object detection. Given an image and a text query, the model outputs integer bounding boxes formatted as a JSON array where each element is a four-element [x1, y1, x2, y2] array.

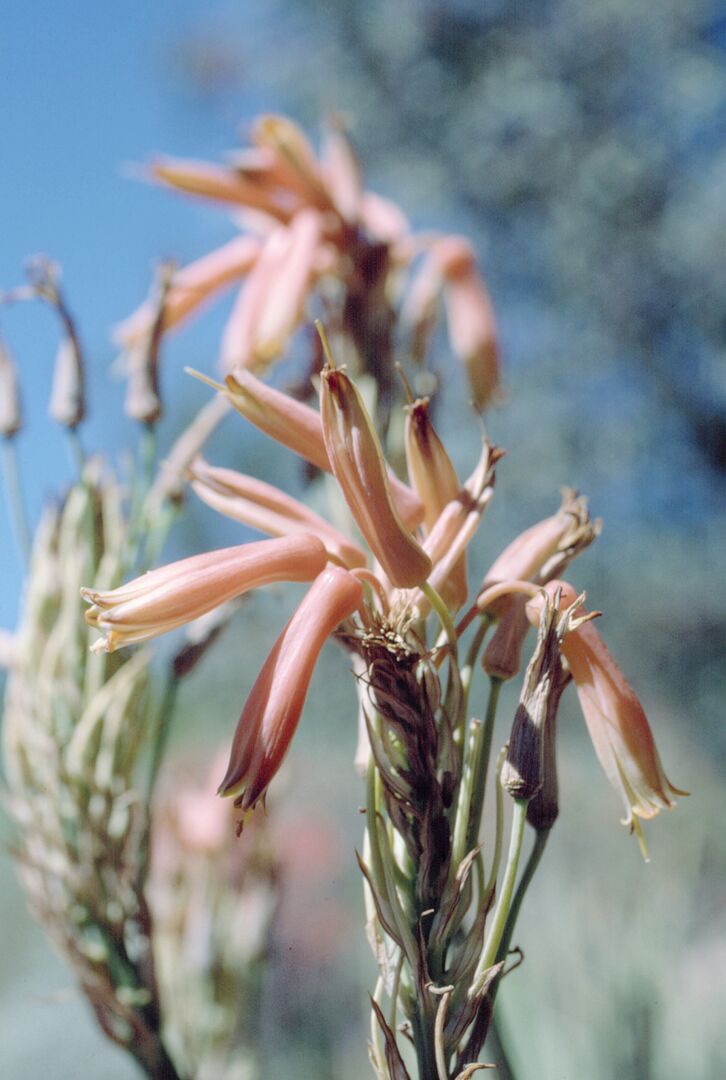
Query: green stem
[[470, 799, 528, 997], [421, 581, 458, 657], [464, 678, 501, 857], [495, 828, 549, 968], [1, 438, 31, 563], [67, 427, 86, 477]]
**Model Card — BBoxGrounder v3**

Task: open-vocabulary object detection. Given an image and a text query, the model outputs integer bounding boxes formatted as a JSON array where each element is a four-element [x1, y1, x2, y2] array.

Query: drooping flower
[[218, 565, 364, 810], [526, 581, 685, 843], [82, 535, 327, 652]]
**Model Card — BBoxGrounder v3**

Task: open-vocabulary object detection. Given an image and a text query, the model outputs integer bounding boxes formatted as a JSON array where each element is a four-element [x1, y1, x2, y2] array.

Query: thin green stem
[[1, 439, 31, 563], [464, 678, 502, 856], [421, 581, 458, 657], [495, 828, 549, 967], [470, 799, 528, 997], [67, 427, 86, 477]]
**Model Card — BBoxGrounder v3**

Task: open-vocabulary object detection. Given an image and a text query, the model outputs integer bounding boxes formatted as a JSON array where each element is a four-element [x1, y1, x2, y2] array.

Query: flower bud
[[320, 365, 431, 588], [0, 337, 22, 438], [49, 336, 85, 429]]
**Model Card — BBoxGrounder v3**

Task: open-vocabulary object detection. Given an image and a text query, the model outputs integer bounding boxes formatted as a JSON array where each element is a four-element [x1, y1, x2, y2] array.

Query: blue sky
[[0, 2, 263, 625]]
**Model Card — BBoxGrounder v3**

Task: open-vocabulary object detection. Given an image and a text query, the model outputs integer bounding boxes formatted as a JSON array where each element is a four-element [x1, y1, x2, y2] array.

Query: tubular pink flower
[[248, 209, 322, 368], [321, 122, 363, 223], [320, 365, 431, 589], [526, 581, 686, 835], [434, 236, 500, 409], [252, 114, 333, 211], [218, 565, 364, 809], [188, 456, 367, 570], [405, 396, 468, 609], [212, 369, 423, 528], [114, 236, 260, 349], [82, 535, 327, 653], [478, 490, 600, 618]]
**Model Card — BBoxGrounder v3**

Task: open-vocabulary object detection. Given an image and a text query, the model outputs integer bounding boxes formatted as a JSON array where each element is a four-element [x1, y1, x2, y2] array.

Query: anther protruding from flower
[[526, 581, 686, 842], [82, 534, 328, 653], [320, 359, 432, 589], [218, 565, 364, 810], [0, 336, 22, 438], [188, 456, 367, 569], [502, 586, 580, 801], [478, 488, 600, 619]]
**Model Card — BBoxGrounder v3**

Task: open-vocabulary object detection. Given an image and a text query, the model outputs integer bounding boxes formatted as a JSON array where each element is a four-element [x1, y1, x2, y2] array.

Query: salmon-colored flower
[[114, 235, 260, 350], [218, 565, 364, 809], [188, 456, 367, 570], [82, 535, 327, 653], [222, 209, 322, 371], [399, 441, 500, 615], [148, 156, 293, 220], [526, 581, 685, 841], [404, 396, 468, 609], [206, 366, 424, 530], [478, 489, 600, 618], [320, 363, 431, 589]]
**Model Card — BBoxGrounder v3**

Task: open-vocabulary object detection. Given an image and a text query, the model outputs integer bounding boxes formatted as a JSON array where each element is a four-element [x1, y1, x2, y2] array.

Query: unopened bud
[[49, 336, 85, 428], [0, 337, 22, 438]]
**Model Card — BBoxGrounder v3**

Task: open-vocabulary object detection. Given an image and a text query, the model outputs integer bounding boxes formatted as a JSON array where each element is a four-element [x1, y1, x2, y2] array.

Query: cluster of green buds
[[2, 462, 178, 1077]]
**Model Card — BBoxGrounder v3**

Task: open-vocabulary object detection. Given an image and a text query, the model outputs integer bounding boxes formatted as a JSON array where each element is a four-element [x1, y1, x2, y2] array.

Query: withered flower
[[526, 581, 685, 842]]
